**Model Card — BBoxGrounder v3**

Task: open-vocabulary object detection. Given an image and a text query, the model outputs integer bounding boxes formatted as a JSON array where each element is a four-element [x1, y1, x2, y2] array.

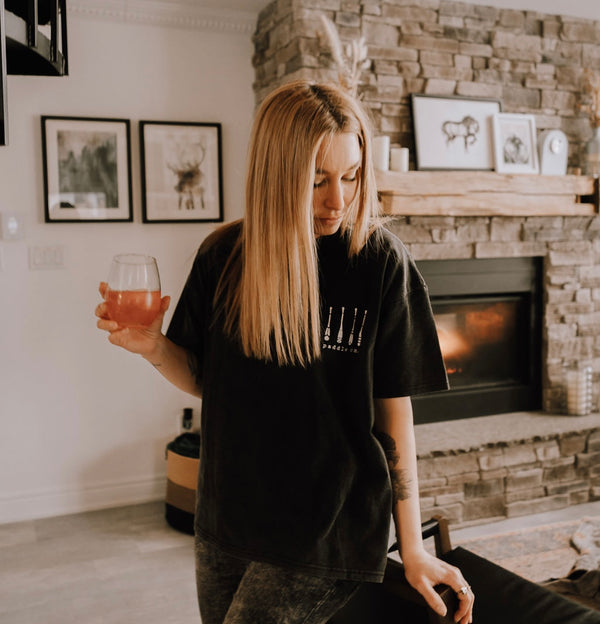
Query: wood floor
[[3, 499, 599, 623], [0, 502, 199, 624]]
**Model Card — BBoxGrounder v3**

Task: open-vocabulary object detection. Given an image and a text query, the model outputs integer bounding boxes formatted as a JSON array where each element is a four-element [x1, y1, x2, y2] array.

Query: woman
[[96, 80, 474, 624]]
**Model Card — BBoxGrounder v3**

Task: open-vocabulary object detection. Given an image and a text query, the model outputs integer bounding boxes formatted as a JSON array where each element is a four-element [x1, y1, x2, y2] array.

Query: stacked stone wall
[[253, 0, 600, 169], [417, 426, 600, 525]]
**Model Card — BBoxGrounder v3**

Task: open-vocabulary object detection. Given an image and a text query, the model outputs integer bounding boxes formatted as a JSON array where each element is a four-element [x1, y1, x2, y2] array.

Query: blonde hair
[[216, 80, 381, 366]]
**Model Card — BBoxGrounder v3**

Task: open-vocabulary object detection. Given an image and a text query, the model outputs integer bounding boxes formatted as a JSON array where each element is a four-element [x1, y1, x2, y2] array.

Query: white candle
[[390, 147, 409, 172], [372, 135, 390, 171], [566, 367, 592, 415]]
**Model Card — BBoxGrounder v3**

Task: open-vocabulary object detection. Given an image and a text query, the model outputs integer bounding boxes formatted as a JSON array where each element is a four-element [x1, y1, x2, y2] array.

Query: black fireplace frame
[[412, 256, 543, 424]]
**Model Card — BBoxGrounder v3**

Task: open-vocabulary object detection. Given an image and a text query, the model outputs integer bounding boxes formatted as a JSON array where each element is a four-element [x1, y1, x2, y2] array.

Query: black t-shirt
[[167, 222, 448, 582]]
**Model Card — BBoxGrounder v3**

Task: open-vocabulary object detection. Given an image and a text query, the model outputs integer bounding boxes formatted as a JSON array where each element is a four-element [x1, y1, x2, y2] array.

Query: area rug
[[453, 516, 600, 584]]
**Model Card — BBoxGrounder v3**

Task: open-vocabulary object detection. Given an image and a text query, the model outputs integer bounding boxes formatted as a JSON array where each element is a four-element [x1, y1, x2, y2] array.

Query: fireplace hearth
[[412, 257, 543, 424]]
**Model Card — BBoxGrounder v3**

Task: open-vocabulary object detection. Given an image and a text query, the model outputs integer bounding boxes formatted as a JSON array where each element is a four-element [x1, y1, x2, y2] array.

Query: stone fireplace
[[376, 182, 600, 523], [388, 214, 600, 417], [252, 0, 600, 523], [384, 215, 600, 524], [412, 255, 543, 424]]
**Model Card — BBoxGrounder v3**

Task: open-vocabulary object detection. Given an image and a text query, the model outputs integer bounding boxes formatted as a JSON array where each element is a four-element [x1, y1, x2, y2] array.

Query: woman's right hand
[[95, 281, 171, 358]]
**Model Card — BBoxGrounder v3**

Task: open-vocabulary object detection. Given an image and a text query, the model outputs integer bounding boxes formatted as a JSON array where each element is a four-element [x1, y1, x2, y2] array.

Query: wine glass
[[105, 254, 161, 328]]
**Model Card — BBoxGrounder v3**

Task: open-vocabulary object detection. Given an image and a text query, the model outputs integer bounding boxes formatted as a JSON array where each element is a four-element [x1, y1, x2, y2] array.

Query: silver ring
[[457, 585, 469, 596]]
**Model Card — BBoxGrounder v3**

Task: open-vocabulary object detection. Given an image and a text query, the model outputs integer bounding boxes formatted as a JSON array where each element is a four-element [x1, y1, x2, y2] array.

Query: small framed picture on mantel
[[410, 93, 502, 171], [492, 113, 539, 174]]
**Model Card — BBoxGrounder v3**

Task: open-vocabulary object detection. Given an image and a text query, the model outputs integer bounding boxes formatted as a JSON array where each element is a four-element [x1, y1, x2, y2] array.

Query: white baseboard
[[0, 475, 167, 525]]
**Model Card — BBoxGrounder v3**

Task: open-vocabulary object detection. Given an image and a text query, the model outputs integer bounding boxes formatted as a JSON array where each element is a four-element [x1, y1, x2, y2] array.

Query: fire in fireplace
[[412, 257, 543, 424], [435, 298, 524, 388]]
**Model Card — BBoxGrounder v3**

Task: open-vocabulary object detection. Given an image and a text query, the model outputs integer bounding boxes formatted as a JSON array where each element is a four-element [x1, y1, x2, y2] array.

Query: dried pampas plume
[[581, 69, 600, 128], [318, 14, 369, 98]]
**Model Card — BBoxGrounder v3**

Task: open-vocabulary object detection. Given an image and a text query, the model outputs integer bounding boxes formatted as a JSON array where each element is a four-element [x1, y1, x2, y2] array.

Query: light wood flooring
[[3, 500, 600, 623], [0, 502, 198, 624]]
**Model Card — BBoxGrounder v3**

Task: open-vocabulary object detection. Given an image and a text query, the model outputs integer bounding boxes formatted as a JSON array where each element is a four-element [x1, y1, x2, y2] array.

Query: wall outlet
[[182, 408, 194, 431]]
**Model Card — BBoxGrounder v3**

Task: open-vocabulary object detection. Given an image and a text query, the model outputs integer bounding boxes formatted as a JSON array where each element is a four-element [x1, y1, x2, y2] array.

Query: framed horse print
[[139, 120, 223, 223], [410, 94, 502, 171]]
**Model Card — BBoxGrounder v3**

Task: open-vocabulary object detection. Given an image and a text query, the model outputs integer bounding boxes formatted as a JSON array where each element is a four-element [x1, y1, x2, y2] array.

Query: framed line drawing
[[41, 116, 132, 222], [410, 94, 502, 171], [492, 113, 539, 174], [139, 121, 223, 223]]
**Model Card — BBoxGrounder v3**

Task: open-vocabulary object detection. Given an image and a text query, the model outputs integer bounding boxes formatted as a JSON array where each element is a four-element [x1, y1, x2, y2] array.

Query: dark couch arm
[[330, 516, 600, 624], [329, 516, 457, 624], [443, 547, 600, 624]]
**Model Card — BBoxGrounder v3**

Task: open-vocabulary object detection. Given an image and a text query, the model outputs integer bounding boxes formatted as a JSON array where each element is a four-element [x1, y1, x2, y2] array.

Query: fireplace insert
[[412, 257, 543, 424]]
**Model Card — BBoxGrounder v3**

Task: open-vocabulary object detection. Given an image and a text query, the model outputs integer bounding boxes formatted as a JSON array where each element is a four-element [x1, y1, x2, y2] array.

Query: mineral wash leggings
[[194, 535, 360, 624]]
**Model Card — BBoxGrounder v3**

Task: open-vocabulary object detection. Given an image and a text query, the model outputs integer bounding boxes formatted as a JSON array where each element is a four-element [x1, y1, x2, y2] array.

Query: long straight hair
[[216, 80, 381, 366]]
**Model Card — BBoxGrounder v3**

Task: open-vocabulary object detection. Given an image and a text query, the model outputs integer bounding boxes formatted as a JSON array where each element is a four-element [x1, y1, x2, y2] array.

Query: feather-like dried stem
[[581, 69, 600, 128], [318, 14, 369, 97]]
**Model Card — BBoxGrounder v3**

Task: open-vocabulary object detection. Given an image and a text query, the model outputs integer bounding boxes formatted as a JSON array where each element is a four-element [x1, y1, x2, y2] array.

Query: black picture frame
[[139, 120, 223, 223], [0, 2, 8, 146], [41, 116, 132, 222], [410, 93, 502, 171]]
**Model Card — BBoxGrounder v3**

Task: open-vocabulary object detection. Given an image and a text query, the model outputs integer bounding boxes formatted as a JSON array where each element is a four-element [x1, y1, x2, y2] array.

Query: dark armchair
[[329, 516, 600, 624]]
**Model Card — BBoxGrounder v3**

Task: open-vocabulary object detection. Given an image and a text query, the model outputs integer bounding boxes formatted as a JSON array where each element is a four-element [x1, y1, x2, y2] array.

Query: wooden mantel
[[375, 171, 599, 217]]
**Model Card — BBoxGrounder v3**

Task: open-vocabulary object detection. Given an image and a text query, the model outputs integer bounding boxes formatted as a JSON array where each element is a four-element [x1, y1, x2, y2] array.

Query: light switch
[[29, 245, 66, 270], [0, 212, 25, 240]]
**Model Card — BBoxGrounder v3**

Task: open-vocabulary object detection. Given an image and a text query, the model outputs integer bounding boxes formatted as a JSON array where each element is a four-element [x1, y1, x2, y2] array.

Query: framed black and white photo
[[410, 94, 502, 170], [42, 116, 132, 222], [492, 113, 539, 174], [139, 121, 223, 223]]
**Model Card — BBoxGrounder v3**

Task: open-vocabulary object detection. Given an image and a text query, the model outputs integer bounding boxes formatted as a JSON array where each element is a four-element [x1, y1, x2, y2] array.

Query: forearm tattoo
[[374, 430, 412, 503]]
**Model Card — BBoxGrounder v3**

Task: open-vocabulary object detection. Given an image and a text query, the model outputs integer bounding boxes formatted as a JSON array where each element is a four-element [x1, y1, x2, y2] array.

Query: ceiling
[[175, 0, 269, 12], [68, 0, 272, 31], [201, 0, 269, 9]]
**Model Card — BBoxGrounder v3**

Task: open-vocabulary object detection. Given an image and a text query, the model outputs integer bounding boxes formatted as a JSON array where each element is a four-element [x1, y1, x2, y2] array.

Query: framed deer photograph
[[410, 94, 502, 171], [139, 121, 223, 223], [42, 116, 132, 222]]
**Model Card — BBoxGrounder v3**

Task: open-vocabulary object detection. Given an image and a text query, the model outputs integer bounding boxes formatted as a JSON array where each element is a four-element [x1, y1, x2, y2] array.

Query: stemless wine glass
[[105, 254, 161, 328]]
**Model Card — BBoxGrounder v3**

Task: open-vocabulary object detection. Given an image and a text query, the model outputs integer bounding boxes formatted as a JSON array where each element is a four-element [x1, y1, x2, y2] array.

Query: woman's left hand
[[402, 548, 474, 624]]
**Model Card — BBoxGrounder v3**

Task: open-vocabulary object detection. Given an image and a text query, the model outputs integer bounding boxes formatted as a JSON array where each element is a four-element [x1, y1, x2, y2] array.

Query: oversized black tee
[[166, 223, 448, 582]]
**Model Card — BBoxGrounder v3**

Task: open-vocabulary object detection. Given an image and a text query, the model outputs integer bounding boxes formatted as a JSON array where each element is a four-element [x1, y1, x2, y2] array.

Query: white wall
[[0, 12, 255, 523]]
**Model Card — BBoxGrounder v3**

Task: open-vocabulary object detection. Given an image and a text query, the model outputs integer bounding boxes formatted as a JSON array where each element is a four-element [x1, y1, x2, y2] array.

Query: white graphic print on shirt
[[323, 305, 368, 354]]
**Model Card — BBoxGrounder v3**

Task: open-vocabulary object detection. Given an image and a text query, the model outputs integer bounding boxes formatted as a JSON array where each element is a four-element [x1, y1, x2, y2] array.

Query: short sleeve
[[166, 249, 210, 380], [373, 253, 448, 399]]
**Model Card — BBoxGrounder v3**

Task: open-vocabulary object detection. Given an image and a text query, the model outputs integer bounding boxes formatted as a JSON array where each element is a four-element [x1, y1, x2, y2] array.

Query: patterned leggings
[[194, 536, 360, 624]]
